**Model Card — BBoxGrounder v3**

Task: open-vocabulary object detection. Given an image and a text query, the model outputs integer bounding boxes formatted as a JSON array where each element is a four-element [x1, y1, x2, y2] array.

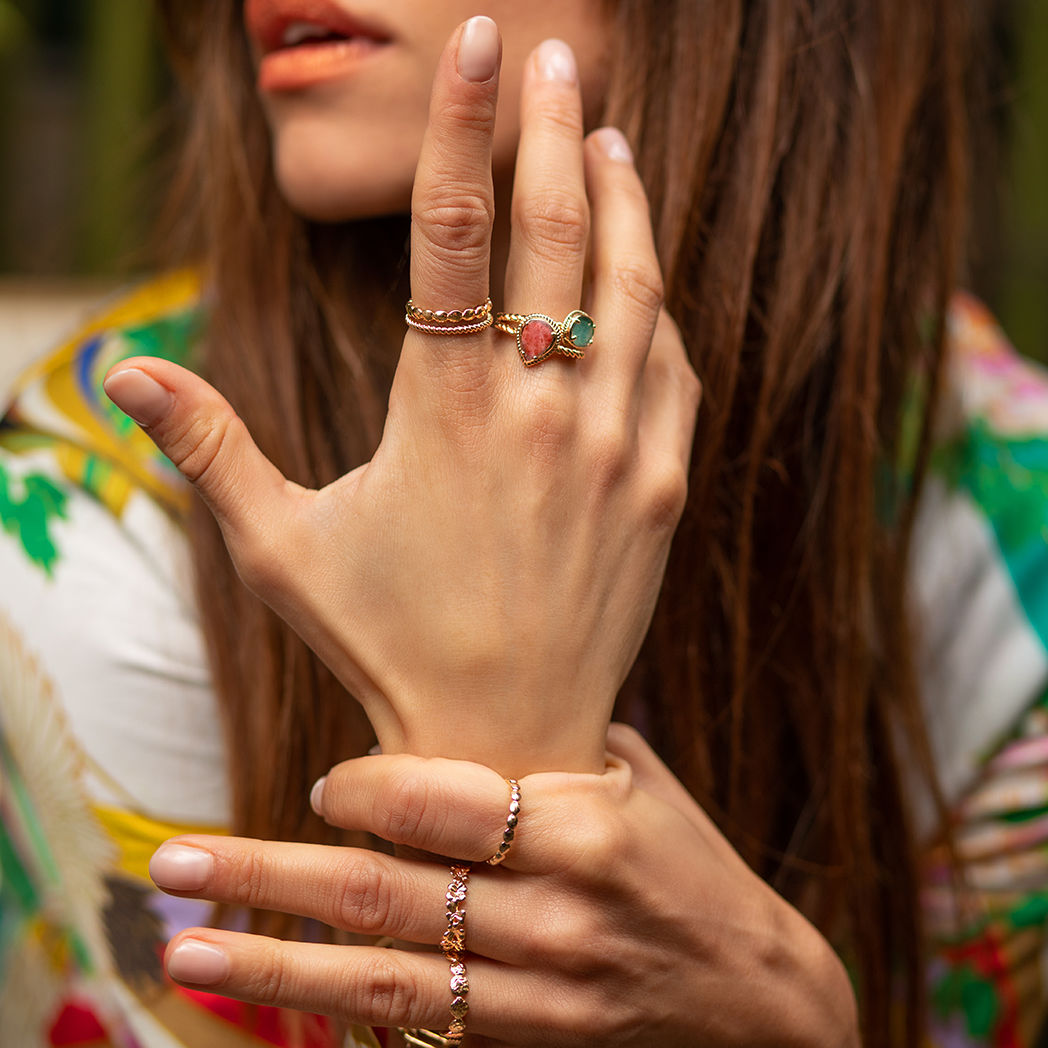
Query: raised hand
[[104, 18, 699, 774]]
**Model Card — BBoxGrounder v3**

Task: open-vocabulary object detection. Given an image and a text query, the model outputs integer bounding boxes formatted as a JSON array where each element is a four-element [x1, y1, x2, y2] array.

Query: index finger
[[409, 16, 500, 321]]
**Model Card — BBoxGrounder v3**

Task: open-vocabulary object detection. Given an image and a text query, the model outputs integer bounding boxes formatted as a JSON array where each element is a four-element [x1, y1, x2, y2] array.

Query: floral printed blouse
[[0, 275, 1047, 1045]]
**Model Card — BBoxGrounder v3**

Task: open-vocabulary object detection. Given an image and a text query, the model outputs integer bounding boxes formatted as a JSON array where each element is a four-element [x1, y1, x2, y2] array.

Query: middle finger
[[503, 40, 590, 347], [150, 835, 529, 962]]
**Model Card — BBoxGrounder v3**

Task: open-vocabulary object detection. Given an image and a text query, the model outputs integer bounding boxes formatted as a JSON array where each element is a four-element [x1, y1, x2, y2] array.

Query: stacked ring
[[399, 863, 473, 1047], [494, 309, 595, 366], [406, 297, 494, 335], [486, 779, 521, 866]]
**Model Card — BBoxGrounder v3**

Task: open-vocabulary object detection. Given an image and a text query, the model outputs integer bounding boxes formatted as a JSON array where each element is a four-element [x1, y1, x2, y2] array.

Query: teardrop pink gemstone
[[520, 319, 555, 361]]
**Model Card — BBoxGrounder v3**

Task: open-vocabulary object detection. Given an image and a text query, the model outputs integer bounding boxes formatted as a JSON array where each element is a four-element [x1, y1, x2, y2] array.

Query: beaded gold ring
[[405, 297, 494, 336], [398, 863, 473, 1047], [486, 778, 521, 866]]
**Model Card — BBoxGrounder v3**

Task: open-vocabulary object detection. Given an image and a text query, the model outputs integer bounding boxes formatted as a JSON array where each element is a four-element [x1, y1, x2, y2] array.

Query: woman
[[2, 0, 1041, 1045]]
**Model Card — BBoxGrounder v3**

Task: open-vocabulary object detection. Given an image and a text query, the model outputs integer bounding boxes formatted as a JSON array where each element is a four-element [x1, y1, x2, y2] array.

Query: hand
[[148, 724, 859, 1047], [103, 20, 699, 774]]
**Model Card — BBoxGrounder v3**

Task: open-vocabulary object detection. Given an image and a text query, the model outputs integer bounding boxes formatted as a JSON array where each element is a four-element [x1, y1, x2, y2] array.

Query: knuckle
[[435, 96, 496, 136], [336, 859, 396, 936], [568, 804, 630, 873], [610, 257, 665, 316], [530, 92, 585, 138], [587, 427, 632, 489], [683, 365, 703, 409], [513, 192, 590, 255], [548, 986, 633, 1042], [248, 947, 293, 1003], [521, 394, 576, 464], [544, 911, 609, 974], [378, 763, 449, 847], [231, 849, 271, 909], [363, 954, 421, 1025], [644, 461, 689, 530], [229, 522, 292, 599], [165, 413, 236, 487], [413, 191, 493, 260]]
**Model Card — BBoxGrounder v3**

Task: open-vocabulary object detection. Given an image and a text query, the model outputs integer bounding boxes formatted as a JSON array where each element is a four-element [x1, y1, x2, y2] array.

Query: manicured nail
[[167, 939, 230, 986], [149, 843, 213, 891], [103, 368, 173, 427], [593, 127, 633, 164], [458, 16, 499, 83], [310, 775, 327, 815], [536, 39, 577, 84]]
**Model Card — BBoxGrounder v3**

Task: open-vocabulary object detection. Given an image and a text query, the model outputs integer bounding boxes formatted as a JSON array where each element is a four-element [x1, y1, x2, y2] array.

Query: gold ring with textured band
[[405, 316, 493, 335], [486, 778, 521, 866], [406, 297, 493, 324], [494, 309, 595, 366], [406, 298, 494, 335], [398, 863, 472, 1047]]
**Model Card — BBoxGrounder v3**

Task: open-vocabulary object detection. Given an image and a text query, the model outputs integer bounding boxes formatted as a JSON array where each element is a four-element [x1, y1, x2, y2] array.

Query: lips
[[245, 0, 391, 56], [244, 0, 393, 90]]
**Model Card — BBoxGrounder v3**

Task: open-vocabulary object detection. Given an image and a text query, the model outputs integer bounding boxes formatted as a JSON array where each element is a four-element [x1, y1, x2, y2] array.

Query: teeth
[[282, 21, 337, 47]]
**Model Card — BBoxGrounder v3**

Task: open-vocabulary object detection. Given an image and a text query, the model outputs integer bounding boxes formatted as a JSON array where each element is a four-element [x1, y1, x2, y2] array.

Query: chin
[[271, 125, 416, 222]]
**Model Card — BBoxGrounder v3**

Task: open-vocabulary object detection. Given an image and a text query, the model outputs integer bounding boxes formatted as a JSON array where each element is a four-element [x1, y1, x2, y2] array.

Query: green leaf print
[[932, 962, 999, 1038], [0, 462, 69, 576]]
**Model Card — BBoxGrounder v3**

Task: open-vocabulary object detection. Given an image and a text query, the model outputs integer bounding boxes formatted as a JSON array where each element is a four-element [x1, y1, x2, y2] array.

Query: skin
[[255, 0, 612, 226], [103, 8, 862, 1045]]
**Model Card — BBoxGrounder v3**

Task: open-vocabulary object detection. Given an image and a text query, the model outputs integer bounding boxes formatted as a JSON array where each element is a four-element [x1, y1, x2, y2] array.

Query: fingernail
[[536, 39, 577, 84], [458, 16, 499, 83], [593, 127, 633, 164], [149, 843, 214, 891], [367, 743, 382, 756], [309, 775, 327, 815], [167, 939, 230, 986], [103, 367, 173, 427]]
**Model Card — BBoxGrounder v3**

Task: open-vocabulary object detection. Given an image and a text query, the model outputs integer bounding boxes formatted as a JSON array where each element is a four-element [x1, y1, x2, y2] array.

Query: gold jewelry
[[494, 309, 595, 366], [486, 779, 521, 866], [398, 863, 472, 1047], [406, 297, 494, 335]]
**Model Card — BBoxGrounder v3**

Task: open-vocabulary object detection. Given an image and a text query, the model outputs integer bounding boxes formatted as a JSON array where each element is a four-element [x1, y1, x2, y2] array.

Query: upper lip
[[244, 0, 392, 55]]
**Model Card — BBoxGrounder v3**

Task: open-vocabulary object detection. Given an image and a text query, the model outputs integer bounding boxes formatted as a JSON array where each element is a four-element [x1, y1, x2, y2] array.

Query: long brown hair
[[155, 1, 981, 1041]]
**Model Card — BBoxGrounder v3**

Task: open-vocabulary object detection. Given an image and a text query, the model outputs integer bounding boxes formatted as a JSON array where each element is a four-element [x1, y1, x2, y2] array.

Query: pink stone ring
[[494, 309, 595, 366]]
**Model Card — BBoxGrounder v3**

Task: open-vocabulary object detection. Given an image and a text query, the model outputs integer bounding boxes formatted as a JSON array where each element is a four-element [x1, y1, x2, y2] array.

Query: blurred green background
[[0, 0, 1046, 359]]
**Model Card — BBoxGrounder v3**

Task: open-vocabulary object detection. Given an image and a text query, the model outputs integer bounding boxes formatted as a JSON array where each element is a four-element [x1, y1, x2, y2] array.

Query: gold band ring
[[406, 298, 493, 336], [494, 309, 595, 366], [486, 778, 521, 866], [398, 862, 472, 1047]]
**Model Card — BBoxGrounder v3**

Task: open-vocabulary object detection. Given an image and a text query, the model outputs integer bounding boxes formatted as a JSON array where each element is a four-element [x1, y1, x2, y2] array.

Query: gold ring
[[486, 779, 520, 866], [494, 309, 595, 366], [406, 298, 493, 335], [398, 863, 472, 1047]]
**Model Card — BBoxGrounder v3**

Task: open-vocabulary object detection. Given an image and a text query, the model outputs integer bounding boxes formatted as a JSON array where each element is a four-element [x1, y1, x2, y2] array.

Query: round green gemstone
[[568, 315, 595, 347]]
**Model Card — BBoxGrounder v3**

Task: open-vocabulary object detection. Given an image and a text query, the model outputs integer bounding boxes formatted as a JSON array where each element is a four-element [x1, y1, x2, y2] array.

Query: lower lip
[[258, 38, 387, 92]]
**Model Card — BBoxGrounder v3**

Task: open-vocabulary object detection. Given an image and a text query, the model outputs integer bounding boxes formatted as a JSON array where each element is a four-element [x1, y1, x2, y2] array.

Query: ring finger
[[163, 930, 551, 1041]]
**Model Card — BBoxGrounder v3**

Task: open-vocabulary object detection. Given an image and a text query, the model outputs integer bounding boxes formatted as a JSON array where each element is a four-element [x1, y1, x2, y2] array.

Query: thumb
[[103, 357, 294, 548]]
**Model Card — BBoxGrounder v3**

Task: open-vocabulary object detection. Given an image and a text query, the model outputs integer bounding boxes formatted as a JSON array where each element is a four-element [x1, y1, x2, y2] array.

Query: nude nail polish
[[536, 39, 577, 84], [103, 368, 173, 427], [593, 127, 634, 164], [167, 940, 230, 986], [149, 843, 213, 890], [458, 16, 499, 83]]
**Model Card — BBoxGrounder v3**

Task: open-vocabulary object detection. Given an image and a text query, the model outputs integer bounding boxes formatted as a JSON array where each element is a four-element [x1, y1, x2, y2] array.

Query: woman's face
[[243, 0, 612, 221]]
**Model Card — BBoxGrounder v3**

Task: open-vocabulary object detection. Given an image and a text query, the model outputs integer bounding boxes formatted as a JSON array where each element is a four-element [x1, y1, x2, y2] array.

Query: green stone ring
[[561, 310, 596, 353], [494, 309, 596, 366]]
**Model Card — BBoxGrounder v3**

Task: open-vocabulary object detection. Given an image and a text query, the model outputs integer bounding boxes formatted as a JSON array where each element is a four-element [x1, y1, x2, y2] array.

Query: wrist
[[373, 697, 609, 775]]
